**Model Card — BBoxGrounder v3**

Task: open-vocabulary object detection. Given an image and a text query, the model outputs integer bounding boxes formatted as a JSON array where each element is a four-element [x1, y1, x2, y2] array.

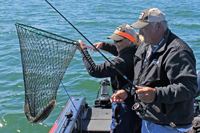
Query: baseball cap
[[131, 8, 166, 29], [107, 24, 137, 42]]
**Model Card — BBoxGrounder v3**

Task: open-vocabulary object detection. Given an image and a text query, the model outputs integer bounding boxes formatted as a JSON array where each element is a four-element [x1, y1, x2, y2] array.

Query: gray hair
[[150, 20, 168, 32]]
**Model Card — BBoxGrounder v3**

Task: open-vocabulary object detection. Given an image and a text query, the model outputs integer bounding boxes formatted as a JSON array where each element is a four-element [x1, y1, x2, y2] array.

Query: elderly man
[[111, 8, 197, 133]]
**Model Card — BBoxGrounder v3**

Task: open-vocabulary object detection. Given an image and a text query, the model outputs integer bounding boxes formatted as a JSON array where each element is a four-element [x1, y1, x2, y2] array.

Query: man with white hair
[[111, 8, 197, 133]]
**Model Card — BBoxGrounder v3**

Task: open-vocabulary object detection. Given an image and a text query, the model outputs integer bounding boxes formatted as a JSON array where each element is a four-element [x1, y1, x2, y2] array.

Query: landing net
[[15, 23, 78, 123]]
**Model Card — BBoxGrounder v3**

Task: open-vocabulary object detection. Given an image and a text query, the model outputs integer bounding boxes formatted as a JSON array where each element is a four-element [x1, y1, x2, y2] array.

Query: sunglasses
[[114, 39, 124, 43]]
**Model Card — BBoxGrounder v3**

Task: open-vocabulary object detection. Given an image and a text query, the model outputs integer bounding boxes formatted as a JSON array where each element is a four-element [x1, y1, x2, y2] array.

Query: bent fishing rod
[[45, 0, 136, 89]]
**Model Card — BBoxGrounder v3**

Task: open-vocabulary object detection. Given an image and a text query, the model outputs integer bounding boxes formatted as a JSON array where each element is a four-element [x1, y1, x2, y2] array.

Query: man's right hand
[[90, 42, 103, 51], [110, 90, 128, 103]]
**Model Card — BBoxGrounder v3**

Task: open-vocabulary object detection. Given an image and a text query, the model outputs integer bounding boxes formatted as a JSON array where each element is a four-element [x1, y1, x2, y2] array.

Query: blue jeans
[[142, 120, 189, 133], [110, 99, 142, 133]]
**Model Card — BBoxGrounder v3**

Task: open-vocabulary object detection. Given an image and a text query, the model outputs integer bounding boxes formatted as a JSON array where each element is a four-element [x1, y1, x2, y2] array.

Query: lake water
[[0, 0, 200, 132]]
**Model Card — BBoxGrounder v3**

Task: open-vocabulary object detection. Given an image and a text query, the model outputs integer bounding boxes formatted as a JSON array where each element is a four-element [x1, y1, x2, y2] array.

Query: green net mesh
[[15, 23, 78, 123]]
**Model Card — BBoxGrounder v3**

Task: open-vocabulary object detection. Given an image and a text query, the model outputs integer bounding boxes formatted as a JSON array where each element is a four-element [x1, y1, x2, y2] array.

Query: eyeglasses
[[114, 39, 123, 43]]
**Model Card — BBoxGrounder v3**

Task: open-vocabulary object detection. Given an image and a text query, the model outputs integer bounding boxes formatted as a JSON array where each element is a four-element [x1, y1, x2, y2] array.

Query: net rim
[[15, 22, 78, 45]]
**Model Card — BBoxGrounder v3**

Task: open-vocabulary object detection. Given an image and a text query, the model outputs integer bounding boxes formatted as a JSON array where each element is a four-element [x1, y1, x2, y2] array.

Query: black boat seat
[[196, 70, 200, 97]]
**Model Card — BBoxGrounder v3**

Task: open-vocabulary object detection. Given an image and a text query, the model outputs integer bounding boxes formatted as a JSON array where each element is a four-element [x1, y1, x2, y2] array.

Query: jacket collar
[[134, 42, 148, 59], [135, 29, 170, 59], [156, 28, 170, 53]]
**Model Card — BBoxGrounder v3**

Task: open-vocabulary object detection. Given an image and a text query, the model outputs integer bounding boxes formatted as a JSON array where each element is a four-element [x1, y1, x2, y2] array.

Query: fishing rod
[[44, 0, 176, 129], [45, 0, 136, 88]]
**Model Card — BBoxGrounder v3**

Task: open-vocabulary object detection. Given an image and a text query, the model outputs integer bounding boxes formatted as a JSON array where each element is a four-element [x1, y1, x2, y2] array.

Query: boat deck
[[82, 108, 112, 133]]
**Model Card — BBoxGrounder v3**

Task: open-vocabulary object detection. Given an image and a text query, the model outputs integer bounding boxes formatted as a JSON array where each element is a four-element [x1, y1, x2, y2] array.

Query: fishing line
[[45, 0, 135, 88], [43, 48, 90, 133]]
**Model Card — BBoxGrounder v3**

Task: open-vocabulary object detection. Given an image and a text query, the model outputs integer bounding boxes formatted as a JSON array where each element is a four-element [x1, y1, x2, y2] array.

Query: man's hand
[[77, 40, 86, 50], [91, 42, 103, 51], [136, 86, 156, 103], [110, 90, 128, 103]]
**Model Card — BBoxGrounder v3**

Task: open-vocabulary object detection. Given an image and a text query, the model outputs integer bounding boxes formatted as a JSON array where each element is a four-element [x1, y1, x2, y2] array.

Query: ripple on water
[[1, 0, 200, 133], [0, 123, 3, 127]]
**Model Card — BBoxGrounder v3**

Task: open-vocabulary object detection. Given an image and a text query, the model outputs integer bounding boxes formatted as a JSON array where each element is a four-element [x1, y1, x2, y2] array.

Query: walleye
[[23, 100, 56, 123]]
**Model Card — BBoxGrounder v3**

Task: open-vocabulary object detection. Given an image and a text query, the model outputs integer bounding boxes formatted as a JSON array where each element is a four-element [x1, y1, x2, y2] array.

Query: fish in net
[[15, 23, 78, 123]]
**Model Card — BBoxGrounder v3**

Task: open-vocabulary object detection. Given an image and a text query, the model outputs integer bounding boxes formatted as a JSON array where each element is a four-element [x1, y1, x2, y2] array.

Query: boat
[[49, 78, 112, 133], [49, 71, 200, 133]]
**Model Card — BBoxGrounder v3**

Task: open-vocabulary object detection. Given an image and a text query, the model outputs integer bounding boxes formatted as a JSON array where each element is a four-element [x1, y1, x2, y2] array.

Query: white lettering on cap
[[139, 12, 144, 19], [116, 27, 122, 31]]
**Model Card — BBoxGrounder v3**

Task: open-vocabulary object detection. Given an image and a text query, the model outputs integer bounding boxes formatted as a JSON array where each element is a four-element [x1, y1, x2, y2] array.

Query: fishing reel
[[131, 88, 161, 117], [128, 85, 147, 116], [132, 102, 147, 116], [94, 78, 111, 108]]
